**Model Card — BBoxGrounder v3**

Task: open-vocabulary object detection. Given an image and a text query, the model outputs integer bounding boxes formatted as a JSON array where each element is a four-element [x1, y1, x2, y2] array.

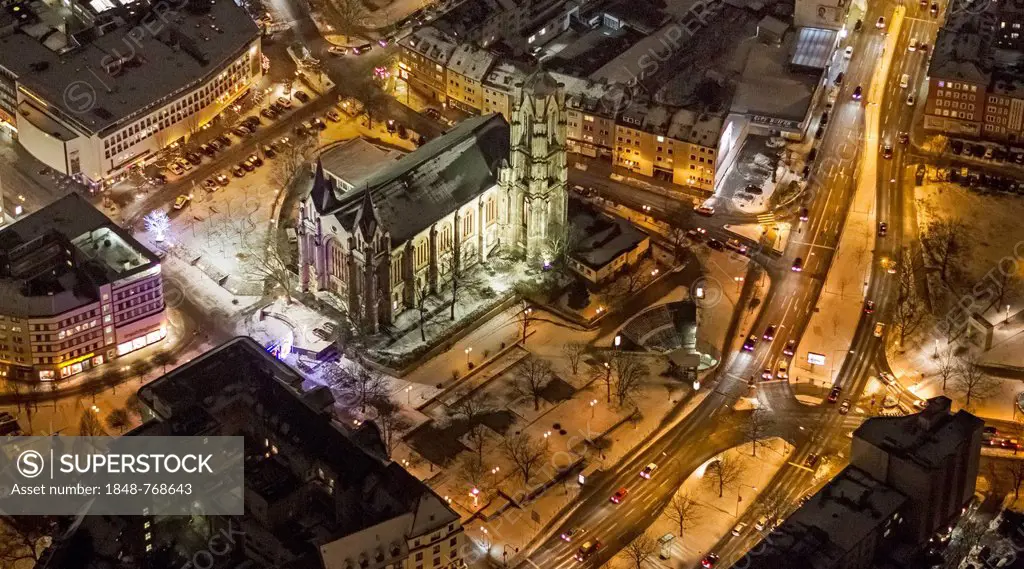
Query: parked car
[[294, 91, 311, 103], [805, 453, 821, 468], [202, 178, 218, 192], [185, 152, 202, 165], [326, 110, 342, 122], [732, 522, 748, 536], [261, 108, 278, 120], [240, 160, 255, 172], [261, 144, 276, 158], [756, 515, 774, 531], [152, 173, 168, 185], [173, 194, 191, 210], [328, 45, 348, 56], [312, 117, 327, 130], [231, 164, 246, 177], [808, 148, 818, 162], [695, 205, 715, 216], [276, 96, 293, 108], [844, 46, 853, 58], [247, 153, 263, 167], [215, 173, 230, 186], [199, 143, 216, 157], [834, 72, 844, 85], [706, 238, 724, 251], [216, 134, 232, 147], [951, 139, 964, 154], [168, 163, 185, 176]]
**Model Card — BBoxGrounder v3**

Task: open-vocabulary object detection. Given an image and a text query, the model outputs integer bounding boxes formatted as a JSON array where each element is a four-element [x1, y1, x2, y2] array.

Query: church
[[297, 72, 569, 333]]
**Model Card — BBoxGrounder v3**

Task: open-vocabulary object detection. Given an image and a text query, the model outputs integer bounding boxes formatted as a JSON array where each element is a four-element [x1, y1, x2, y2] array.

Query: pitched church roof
[[310, 158, 342, 213], [317, 113, 510, 243]]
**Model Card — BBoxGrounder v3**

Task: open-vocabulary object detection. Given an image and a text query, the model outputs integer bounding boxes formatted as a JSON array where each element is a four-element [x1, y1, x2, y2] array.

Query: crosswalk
[[755, 213, 776, 224]]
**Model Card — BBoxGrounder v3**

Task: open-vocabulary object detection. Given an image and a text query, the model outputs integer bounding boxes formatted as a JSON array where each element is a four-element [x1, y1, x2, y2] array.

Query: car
[[560, 527, 583, 542], [864, 300, 875, 313], [1002, 439, 1021, 451], [313, 117, 327, 131], [898, 131, 909, 144], [351, 43, 373, 54], [247, 153, 263, 167], [909, 38, 918, 51], [920, 42, 929, 52], [202, 178, 218, 192], [777, 361, 789, 380], [152, 173, 168, 185], [173, 194, 191, 210], [326, 110, 342, 122], [801, 164, 811, 180], [242, 116, 261, 127], [216, 134, 232, 147], [791, 257, 804, 272], [761, 368, 773, 380], [844, 45, 854, 58], [805, 453, 821, 468], [575, 540, 602, 561], [984, 146, 995, 160], [834, 72, 844, 85], [815, 124, 826, 139], [707, 238, 725, 251], [821, 110, 830, 126], [972, 143, 987, 158], [260, 144, 276, 159], [854, 18, 863, 31], [230, 165, 245, 178], [199, 143, 216, 157], [175, 158, 193, 171], [906, 94, 916, 106], [732, 522, 748, 536], [783, 340, 796, 356], [742, 335, 757, 351], [853, 85, 863, 100], [882, 144, 893, 159], [232, 126, 252, 137], [900, 73, 910, 88], [808, 148, 818, 162], [168, 163, 185, 176], [931, 2, 939, 15], [828, 386, 841, 403], [640, 463, 658, 479], [185, 152, 202, 165], [277, 96, 293, 108], [726, 238, 749, 254], [756, 514, 773, 531], [294, 91, 311, 103], [240, 160, 255, 172], [270, 101, 287, 113], [876, 16, 885, 28], [983, 426, 999, 440], [261, 108, 278, 120], [839, 399, 851, 414], [215, 173, 229, 186], [695, 205, 715, 216], [878, 222, 888, 236], [763, 325, 776, 341], [328, 45, 348, 56], [702, 553, 720, 568], [873, 322, 886, 337], [882, 257, 897, 274], [425, 107, 445, 122], [951, 140, 964, 154], [799, 207, 809, 221], [610, 487, 628, 503], [686, 229, 705, 242]]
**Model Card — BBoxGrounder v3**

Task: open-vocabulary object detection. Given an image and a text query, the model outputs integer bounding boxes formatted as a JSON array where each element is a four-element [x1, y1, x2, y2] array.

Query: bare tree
[[271, 136, 313, 190], [372, 397, 410, 458], [336, 362, 390, 413], [451, 391, 492, 426], [747, 408, 773, 457], [0, 517, 53, 568], [991, 460, 1024, 499], [78, 410, 106, 436], [989, 267, 1021, 314], [125, 393, 150, 422], [514, 302, 537, 344], [417, 287, 430, 342], [457, 452, 488, 492], [936, 347, 957, 393], [953, 352, 998, 409], [105, 408, 132, 434], [465, 423, 488, 461], [669, 227, 689, 263], [588, 352, 614, 403], [152, 351, 177, 375], [500, 432, 546, 483], [612, 352, 649, 406], [618, 532, 657, 569], [440, 250, 481, 321], [894, 249, 928, 347], [920, 216, 969, 289], [663, 492, 702, 539], [562, 342, 586, 375], [241, 229, 296, 303], [513, 356, 553, 411], [704, 454, 744, 498]]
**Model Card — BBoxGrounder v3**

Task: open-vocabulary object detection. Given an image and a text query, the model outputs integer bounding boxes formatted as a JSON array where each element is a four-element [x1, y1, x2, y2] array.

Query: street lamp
[[614, 335, 621, 348], [465, 347, 473, 365], [590, 398, 598, 418], [405, 385, 413, 404], [734, 276, 744, 293], [471, 487, 480, 507]]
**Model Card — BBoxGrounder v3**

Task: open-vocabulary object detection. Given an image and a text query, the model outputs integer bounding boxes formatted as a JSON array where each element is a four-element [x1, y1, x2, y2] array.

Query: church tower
[[501, 71, 569, 262]]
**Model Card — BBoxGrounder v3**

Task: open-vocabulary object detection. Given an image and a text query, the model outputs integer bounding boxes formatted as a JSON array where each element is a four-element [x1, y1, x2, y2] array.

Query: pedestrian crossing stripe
[[756, 213, 776, 223]]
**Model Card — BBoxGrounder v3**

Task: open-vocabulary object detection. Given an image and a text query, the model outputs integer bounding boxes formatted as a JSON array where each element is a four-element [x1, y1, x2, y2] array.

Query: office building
[[0, 193, 165, 381], [0, 0, 262, 187]]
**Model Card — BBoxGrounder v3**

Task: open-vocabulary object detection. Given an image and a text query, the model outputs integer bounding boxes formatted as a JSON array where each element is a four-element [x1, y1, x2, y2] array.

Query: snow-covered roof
[[448, 43, 496, 81], [319, 114, 510, 244], [320, 138, 404, 195], [399, 27, 457, 65], [569, 199, 649, 269]]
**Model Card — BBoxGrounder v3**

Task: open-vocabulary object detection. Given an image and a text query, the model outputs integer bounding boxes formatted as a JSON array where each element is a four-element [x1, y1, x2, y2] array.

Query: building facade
[[0, 193, 165, 381], [298, 73, 568, 332], [0, 0, 262, 187]]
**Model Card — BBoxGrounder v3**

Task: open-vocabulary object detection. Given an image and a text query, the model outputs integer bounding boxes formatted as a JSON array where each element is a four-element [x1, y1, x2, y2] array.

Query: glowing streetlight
[[465, 347, 473, 364], [590, 398, 598, 418]]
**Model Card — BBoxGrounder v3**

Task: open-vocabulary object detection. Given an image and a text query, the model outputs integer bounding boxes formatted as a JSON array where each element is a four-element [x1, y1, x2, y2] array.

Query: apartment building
[[39, 337, 467, 569], [446, 44, 496, 114], [0, 193, 165, 381], [0, 0, 261, 187], [924, 6, 1024, 142], [398, 27, 457, 104]]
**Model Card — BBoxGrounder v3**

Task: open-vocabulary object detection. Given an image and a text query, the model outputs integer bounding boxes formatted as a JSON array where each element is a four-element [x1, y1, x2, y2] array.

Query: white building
[[0, 0, 262, 187]]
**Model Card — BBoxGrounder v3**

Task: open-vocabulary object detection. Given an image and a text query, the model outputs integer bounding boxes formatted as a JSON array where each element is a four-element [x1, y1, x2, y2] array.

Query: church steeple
[[353, 187, 380, 240], [501, 70, 569, 261]]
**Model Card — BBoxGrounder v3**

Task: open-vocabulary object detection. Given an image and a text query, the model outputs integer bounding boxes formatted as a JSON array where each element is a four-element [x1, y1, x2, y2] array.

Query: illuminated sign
[[807, 352, 826, 365]]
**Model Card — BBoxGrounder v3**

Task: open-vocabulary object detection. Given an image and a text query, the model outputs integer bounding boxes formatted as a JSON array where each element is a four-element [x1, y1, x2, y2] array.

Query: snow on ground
[[646, 438, 792, 566]]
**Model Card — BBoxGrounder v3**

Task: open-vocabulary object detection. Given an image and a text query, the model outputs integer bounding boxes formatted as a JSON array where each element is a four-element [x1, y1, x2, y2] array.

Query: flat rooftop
[[0, 0, 259, 135], [568, 198, 648, 270], [853, 396, 983, 470], [319, 138, 403, 197], [0, 192, 159, 317], [740, 466, 908, 569], [732, 29, 820, 124], [543, 24, 646, 78]]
